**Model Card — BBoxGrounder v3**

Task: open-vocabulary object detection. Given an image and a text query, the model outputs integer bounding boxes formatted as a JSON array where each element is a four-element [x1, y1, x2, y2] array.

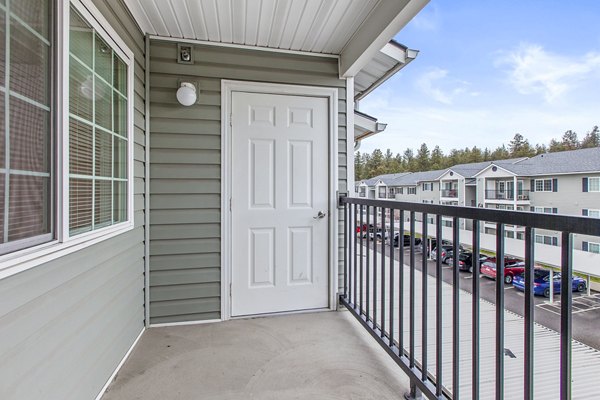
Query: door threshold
[[230, 307, 331, 320]]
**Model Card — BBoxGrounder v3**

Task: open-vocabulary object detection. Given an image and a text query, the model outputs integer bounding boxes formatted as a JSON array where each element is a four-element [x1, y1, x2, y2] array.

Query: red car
[[480, 257, 524, 284]]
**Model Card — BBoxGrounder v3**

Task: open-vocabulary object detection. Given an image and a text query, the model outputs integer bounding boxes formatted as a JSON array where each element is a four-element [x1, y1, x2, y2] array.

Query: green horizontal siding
[[148, 40, 348, 324]]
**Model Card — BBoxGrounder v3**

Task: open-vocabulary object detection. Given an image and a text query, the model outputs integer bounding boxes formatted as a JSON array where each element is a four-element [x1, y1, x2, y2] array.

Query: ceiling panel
[[124, 0, 382, 55]]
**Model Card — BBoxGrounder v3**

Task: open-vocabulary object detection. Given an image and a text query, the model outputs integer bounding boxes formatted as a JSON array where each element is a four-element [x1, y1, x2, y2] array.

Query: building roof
[[388, 169, 447, 186], [503, 147, 600, 176], [448, 158, 527, 179]]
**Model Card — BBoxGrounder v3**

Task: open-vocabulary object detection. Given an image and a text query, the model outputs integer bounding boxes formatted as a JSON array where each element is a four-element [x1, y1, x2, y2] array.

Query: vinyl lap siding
[[149, 41, 347, 323], [0, 1, 146, 399]]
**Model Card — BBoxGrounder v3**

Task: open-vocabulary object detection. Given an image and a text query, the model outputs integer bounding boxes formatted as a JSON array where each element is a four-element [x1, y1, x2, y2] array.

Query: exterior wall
[[0, 1, 146, 400], [530, 173, 600, 250], [148, 40, 347, 323]]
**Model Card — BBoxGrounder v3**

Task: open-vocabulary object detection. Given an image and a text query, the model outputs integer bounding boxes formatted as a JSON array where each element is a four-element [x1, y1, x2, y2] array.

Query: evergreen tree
[[415, 143, 431, 171], [548, 138, 565, 152], [403, 148, 416, 172], [535, 143, 548, 155], [430, 146, 444, 169], [490, 144, 509, 160], [561, 130, 579, 150], [581, 126, 600, 148], [508, 133, 536, 157]]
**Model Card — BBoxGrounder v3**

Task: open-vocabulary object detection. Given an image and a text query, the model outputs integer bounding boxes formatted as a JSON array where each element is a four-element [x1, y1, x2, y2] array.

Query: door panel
[[231, 91, 329, 316]]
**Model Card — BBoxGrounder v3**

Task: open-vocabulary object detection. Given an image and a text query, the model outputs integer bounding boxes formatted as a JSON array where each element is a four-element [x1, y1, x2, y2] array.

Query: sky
[[359, 0, 600, 154]]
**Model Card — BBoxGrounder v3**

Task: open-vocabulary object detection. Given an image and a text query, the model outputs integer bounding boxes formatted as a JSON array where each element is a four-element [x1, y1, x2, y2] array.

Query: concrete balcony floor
[[102, 310, 410, 400]]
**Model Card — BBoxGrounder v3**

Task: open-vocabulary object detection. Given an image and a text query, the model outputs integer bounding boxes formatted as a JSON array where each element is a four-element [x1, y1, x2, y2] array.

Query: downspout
[[144, 34, 151, 328]]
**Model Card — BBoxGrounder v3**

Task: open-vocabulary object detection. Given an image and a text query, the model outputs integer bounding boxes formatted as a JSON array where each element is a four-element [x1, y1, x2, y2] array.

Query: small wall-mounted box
[[177, 43, 194, 64]]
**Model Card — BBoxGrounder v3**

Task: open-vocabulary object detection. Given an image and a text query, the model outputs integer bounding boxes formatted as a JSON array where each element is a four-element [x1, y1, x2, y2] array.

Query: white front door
[[231, 91, 329, 317]]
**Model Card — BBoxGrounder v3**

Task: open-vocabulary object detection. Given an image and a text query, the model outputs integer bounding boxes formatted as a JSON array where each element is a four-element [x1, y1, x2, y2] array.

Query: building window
[[399, 187, 403, 195], [359, 186, 366, 197], [583, 241, 600, 254], [535, 235, 558, 246], [423, 182, 433, 191], [535, 178, 554, 192], [378, 186, 386, 198], [407, 187, 416, 195], [533, 206, 557, 214], [585, 177, 600, 192], [583, 209, 600, 218], [388, 187, 395, 198], [0, 0, 53, 255]]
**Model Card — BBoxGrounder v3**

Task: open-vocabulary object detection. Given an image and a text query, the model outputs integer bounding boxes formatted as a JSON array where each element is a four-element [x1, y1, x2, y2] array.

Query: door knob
[[313, 211, 326, 219]]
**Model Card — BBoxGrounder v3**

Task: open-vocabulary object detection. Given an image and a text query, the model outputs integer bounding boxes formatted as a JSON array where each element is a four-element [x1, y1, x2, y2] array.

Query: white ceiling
[[124, 0, 380, 54]]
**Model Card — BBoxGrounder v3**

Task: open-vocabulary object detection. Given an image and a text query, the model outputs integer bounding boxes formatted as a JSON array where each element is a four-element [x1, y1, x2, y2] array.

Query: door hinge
[[229, 113, 232, 127], [229, 283, 232, 297], [229, 198, 232, 211]]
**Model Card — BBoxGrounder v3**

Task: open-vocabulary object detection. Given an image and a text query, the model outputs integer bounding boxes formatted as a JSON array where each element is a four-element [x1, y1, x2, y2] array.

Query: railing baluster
[[496, 223, 505, 400], [344, 203, 348, 299], [472, 220, 481, 400], [524, 226, 535, 400], [372, 206, 377, 326], [366, 206, 370, 319], [354, 204, 358, 307], [381, 208, 386, 338], [389, 208, 395, 347], [421, 213, 428, 382], [560, 231, 573, 400], [452, 217, 460, 399], [359, 205, 364, 312], [398, 211, 405, 355], [435, 214, 443, 397], [409, 211, 416, 369]]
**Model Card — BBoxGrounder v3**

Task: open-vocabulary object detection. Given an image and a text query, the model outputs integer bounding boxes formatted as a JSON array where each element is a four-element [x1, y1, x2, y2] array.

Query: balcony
[[485, 189, 530, 201], [441, 189, 458, 198]]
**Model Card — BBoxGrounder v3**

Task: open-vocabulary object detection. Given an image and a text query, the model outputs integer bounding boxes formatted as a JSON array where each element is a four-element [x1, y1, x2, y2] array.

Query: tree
[[535, 143, 547, 155], [548, 138, 565, 152], [403, 148, 416, 171], [365, 148, 384, 177], [508, 133, 536, 157], [490, 144, 509, 160], [561, 130, 579, 150], [581, 126, 600, 148], [430, 146, 444, 169], [415, 143, 430, 171]]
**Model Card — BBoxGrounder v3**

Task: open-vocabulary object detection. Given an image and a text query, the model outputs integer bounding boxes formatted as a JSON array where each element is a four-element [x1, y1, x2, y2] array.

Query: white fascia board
[[473, 163, 517, 178], [439, 169, 464, 180], [339, 0, 429, 78]]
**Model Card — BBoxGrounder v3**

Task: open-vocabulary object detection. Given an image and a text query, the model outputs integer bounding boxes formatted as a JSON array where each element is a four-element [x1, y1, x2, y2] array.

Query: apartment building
[[357, 147, 600, 253]]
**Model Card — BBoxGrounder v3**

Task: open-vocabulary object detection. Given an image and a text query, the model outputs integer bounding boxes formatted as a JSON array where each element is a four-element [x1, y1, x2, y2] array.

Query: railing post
[[560, 232, 573, 400]]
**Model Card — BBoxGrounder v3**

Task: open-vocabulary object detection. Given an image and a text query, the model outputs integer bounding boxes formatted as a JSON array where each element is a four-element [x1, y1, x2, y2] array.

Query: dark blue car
[[513, 269, 587, 297]]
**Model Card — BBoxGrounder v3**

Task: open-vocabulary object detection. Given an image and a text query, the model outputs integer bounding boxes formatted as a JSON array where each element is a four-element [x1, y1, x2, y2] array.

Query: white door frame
[[220, 80, 339, 320]]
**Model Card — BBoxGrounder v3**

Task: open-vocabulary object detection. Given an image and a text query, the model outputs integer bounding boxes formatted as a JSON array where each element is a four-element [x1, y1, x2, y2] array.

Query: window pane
[[113, 91, 127, 136], [69, 118, 92, 175], [113, 181, 127, 223], [0, 95, 4, 168], [113, 57, 126, 94], [0, 10, 5, 88], [69, 56, 93, 120], [94, 179, 111, 227], [590, 178, 600, 192], [69, 8, 93, 68], [0, 174, 4, 242], [95, 128, 112, 177], [94, 77, 111, 131], [94, 34, 112, 84], [69, 178, 92, 234], [9, 96, 50, 172], [10, 20, 50, 106], [11, 0, 50, 39], [8, 174, 51, 241], [113, 136, 127, 179]]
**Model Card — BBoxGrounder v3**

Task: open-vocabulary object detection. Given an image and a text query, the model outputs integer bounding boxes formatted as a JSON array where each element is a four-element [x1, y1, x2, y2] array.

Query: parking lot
[[363, 237, 600, 351]]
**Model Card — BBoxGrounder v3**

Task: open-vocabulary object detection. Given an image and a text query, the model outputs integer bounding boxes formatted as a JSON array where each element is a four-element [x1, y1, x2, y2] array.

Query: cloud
[[498, 43, 600, 102], [415, 68, 477, 105]]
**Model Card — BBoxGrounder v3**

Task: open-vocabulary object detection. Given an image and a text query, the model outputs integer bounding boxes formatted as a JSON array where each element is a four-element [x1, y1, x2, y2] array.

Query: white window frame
[[535, 234, 558, 246], [588, 242, 600, 254], [407, 187, 416, 195], [0, 0, 134, 280], [587, 209, 600, 218], [534, 206, 556, 214], [588, 177, 600, 192], [535, 178, 553, 192]]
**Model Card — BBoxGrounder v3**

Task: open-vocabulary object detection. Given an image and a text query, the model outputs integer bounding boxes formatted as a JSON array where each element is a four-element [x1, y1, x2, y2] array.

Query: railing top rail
[[342, 197, 600, 236]]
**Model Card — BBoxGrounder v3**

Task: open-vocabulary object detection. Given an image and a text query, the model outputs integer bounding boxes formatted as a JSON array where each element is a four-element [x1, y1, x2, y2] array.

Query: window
[[533, 206, 557, 214], [68, 6, 130, 236], [583, 209, 600, 218], [388, 187, 395, 198], [535, 235, 558, 246], [584, 242, 600, 254], [398, 187, 403, 195], [584, 177, 600, 192], [359, 186, 366, 197], [0, 1, 133, 261], [534, 178, 554, 192], [422, 182, 433, 191], [0, 0, 53, 255], [407, 187, 416, 195], [378, 186, 386, 198]]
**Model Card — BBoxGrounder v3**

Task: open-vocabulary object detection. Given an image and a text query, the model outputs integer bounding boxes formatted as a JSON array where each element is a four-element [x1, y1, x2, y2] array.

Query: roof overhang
[[354, 110, 387, 142], [123, 0, 428, 78]]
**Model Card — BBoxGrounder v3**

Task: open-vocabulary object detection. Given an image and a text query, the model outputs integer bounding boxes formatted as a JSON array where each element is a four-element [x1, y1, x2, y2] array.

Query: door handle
[[313, 211, 326, 219]]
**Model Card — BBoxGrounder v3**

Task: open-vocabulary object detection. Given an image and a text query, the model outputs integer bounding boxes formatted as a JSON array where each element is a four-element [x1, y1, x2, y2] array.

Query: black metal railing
[[441, 189, 458, 198], [340, 196, 600, 400], [485, 189, 530, 200]]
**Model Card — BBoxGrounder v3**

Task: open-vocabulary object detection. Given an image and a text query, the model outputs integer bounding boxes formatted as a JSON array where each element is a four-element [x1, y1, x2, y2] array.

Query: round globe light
[[176, 82, 197, 106]]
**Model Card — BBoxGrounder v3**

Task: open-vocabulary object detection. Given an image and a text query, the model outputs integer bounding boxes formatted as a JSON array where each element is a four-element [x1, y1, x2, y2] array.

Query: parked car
[[512, 269, 587, 297], [431, 244, 464, 264], [393, 233, 421, 247], [446, 251, 489, 272], [369, 228, 389, 241], [480, 257, 524, 284]]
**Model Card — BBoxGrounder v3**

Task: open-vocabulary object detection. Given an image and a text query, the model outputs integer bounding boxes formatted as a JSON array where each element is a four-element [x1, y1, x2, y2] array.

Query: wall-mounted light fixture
[[176, 82, 197, 106], [177, 43, 194, 64]]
